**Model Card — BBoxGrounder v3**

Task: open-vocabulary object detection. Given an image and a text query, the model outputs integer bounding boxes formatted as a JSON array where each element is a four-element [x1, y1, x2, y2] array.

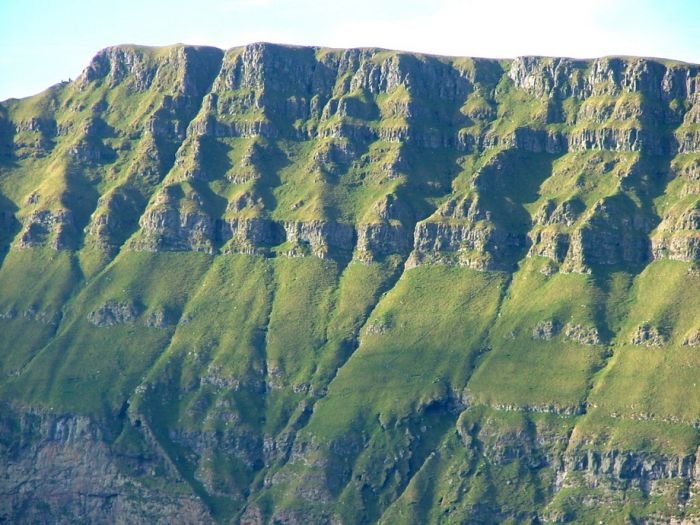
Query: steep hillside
[[0, 43, 699, 523]]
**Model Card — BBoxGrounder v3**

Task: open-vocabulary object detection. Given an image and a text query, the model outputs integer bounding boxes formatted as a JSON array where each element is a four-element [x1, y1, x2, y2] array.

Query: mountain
[[0, 42, 698, 523]]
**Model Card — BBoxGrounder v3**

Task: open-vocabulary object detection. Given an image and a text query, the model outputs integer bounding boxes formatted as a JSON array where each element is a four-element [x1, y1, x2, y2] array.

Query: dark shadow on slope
[[137, 379, 237, 522], [84, 48, 224, 256], [341, 400, 459, 525], [62, 162, 102, 250], [61, 117, 119, 251], [476, 150, 562, 270], [189, 177, 229, 220], [261, 137, 488, 476], [249, 138, 288, 216], [398, 53, 476, 135], [90, 186, 148, 254], [586, 152, 674, 339], [0, 105, 16, 164], [253, 44, 337, 138], [196, 135, 232, 181], [0, 193, 19, 269]]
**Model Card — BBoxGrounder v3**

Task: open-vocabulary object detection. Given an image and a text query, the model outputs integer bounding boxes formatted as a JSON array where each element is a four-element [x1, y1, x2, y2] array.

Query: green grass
[[467, 257, 609, 409], [0, 251, 213, 415], [306, 265, 506, 438]]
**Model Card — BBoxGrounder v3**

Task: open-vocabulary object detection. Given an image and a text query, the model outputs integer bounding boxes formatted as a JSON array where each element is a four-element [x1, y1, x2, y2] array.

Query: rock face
[[2, 44, 698, 271], [144, 308, 178, 328], [652, 206, 700, 262], [563, 323, 602, 345], [532, 319, 561, 340], [281, 220, 355, 259], [1, 43, 700, 524], [0, 409, 213, 524], [684, 329, 700, 346], [17, 209, 77, 250], [134, 204, 216, 253], [87, 301, 141, 327], [631, 323, 668, 347], [355, 222, 412, 261]]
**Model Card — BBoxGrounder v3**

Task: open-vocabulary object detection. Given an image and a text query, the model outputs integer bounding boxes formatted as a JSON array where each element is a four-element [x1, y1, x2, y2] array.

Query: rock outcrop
[[17, 209, 77, 250], [87, 301, 141, 327], [3, 44, 698, 272], [631, 323, 667, 347], [652, 205, 700, 262], [0, 409, 212, 524]]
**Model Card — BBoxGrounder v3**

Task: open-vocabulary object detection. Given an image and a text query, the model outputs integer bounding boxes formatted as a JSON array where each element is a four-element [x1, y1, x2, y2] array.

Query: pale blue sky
[[1, 0, 699, 101]]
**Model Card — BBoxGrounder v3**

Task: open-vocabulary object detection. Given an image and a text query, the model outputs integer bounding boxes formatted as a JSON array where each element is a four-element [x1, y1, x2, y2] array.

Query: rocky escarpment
[[561, 198, 655, 272], [2, 44, 698, 271], [0, 408, 212, 524], [16, 209, 77, 250], [131, 195, 216, 254], [218, 217, 284, 255], [1, 44, 700, 524], [652, 204, 700, 261], [87, 301, 142, 327]]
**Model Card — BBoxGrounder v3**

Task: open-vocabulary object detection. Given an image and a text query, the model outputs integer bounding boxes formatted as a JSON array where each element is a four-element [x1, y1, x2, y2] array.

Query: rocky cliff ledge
[[0, 44, 697, 272]]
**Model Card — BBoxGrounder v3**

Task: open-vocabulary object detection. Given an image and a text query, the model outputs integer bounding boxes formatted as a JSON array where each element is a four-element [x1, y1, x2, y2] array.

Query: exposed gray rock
[[87, 301, 141, 327], [677, 128, 700, 153], [409, 220, 523, 270], [564, 323, 602, 346], [355, 223, 412, 262], [568, 127, 666, 155], [528, 229, 570, 262], [0, 409, 212, 524], [683, 330, 700, 347], [652, 233, 700, 262], [510, 55, 690, 101], [166, 427, 264, 499], [282, 220, 355, 259], [631, 323, 667, 347], [218, 217, 284, 255], [133, 200, 215, 253], [355, 194, 414, 261], [539, 260, 558, 276], [560, 447, 696, 486], [534, 199, 584, 227], [532, 319, 562, 340], [85, 189, 145, 251], [21, 306, 61, 326], [562, 198, 653, 273], [482, 127, 567, 154], [509, 56, 582, 99], [78, 46, 157, 90], [17, 209, 76, 250], [0, 307, 16, 320], [78, 44, 223, 97], [144, 308, 178, 328], [652, 206, 700, 262], [12, 117, 57, 158], [407, 187, 525, 270]]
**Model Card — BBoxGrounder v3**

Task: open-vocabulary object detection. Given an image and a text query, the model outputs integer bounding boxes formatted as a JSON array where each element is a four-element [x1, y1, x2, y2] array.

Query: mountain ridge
[[7, 41, 698, 106]]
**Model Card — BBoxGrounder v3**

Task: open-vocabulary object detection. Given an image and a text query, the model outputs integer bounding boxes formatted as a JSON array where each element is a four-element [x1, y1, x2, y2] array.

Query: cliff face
[[0, 410, 213, 524], [0, 43, 699, 523], [3, 45, 699, 268]]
